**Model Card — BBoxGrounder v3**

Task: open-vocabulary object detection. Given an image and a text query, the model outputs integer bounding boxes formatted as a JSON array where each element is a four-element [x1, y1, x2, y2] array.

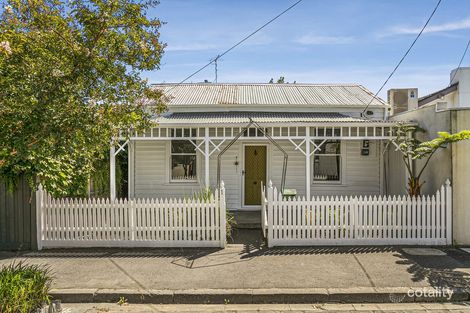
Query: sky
[[143, 0, 470, 99]]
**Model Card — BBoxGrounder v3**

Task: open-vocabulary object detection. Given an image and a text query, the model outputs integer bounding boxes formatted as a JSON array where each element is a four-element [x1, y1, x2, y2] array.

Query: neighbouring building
[[388, 68, 470, 245]]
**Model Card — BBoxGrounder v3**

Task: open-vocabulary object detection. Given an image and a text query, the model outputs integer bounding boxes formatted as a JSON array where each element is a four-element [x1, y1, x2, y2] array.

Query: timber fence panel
[[264, 180, 452, 246], [36, 183, 227, 249]]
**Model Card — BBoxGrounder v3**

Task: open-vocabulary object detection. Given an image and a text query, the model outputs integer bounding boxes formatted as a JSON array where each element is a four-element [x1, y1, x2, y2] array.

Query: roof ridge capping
[[152, 82, 363, 87]]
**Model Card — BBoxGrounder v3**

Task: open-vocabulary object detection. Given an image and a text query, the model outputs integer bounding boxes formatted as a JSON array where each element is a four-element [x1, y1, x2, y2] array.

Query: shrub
[[0, 262, 52, 313], [225, 210, 237, 240], [192, 188, 237, 239], [192, 187, 213, 203]]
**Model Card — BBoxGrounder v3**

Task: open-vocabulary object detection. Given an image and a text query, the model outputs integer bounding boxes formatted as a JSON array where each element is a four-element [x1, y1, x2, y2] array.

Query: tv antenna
[[212, 55, 221, 83]]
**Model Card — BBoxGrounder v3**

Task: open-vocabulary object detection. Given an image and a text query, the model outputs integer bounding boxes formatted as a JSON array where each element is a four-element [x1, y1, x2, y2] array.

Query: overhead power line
[[166, 0, 303, 91], [449, 39, 470, 86], [361, 0, 442, 116]]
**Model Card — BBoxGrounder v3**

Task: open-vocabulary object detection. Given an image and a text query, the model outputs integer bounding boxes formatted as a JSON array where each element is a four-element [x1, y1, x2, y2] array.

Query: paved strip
[[58, 302, 470, 313], [49, 287, 470, 304]]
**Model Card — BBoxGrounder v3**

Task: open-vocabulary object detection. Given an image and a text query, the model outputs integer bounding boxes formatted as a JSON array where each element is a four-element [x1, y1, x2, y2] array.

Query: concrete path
[[56, 302, 470, 312], [1, 241, 470, 303]]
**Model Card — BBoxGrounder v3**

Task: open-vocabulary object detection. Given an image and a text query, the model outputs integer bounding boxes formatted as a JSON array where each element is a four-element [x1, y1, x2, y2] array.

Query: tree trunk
[[408, 176, 423, 196]]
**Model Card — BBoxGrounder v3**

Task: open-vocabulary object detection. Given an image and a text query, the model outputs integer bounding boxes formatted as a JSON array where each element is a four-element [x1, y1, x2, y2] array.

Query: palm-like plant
[[390, 124, 470, 196]]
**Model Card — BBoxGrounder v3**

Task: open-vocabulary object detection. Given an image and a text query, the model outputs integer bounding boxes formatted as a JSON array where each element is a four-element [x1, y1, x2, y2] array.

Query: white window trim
[[312, 140, 343, 185], [169, 140, 198, 183]]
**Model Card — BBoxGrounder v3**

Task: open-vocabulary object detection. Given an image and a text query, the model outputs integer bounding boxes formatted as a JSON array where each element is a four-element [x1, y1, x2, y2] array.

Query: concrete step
[[228, 229, 265, 246], [231, 210, 261, 229], [235, 223, 261, 229]]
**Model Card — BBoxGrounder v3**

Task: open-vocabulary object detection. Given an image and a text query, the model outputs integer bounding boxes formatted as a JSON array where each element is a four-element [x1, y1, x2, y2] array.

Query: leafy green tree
[[268, 76, 286, 84], [0, 0, 167, 196], [89, 153, 123, 198], [390, 124, 470, 196]]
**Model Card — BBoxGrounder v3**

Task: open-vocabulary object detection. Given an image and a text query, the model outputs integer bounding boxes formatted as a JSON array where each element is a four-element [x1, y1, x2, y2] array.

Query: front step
[[230, 210, 261, 229], [228, 228, 265, 246]]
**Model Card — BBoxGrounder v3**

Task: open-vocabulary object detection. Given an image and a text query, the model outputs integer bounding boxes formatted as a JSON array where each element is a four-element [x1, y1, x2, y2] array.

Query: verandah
[[110, 122, 398, 200]]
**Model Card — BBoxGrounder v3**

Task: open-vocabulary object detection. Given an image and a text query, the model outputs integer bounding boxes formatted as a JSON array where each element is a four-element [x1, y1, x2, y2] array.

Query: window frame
[[312, 140, 343, 185], [169, 140, 198, 183]]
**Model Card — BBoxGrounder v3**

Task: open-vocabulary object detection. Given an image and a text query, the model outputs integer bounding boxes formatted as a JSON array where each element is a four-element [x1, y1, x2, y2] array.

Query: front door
[[244, 146, 267, 206]]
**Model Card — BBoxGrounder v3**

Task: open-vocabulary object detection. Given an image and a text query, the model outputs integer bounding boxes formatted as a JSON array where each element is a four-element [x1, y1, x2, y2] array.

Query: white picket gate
[[262, 180, 452, 247], [36, 183, 227, 249]]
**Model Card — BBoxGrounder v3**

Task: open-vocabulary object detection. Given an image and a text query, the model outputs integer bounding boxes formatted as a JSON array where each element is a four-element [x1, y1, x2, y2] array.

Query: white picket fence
[[36, 183, 227, 249], [262, 180, 452, 247]]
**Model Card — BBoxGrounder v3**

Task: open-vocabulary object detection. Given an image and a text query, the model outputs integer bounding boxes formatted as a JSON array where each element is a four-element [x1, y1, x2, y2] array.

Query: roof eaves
[[418, 83, 458, 107]]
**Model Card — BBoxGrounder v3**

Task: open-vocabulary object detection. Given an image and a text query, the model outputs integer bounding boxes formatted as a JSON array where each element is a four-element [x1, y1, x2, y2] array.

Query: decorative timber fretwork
[[120, 125, 397, 141]]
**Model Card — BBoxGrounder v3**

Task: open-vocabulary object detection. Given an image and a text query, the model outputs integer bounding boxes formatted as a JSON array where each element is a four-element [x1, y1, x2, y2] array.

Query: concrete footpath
[[1, 240, 470, 304]]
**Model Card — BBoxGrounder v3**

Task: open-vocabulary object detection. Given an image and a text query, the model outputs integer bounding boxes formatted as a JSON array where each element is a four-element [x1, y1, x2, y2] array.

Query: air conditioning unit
[[387, 88, 418, 115]]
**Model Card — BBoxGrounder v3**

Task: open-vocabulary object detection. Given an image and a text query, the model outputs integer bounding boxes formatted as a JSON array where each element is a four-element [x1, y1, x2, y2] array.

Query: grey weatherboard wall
[[0, 177, 37, 250]]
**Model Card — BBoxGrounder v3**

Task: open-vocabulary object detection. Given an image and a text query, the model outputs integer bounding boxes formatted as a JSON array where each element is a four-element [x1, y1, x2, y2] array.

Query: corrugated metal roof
[[153, 83, 388, 107], [155, 112, 392, 125]]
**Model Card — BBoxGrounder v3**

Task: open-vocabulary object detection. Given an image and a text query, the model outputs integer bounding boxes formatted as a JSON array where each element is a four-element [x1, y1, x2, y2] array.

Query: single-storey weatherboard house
[[111, 83, 400, 211], [32, 82, 455, 249]]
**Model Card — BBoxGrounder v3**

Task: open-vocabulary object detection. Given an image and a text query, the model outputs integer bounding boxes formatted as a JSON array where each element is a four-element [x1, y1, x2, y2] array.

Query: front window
[[171, 140, 197, 181], [313, 140, 341, 182]]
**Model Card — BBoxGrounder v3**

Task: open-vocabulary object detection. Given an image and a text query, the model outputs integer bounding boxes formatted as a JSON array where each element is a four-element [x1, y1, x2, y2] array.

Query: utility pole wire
[[361, 0, 442, 116], [449, 39, 470, 86], [166, 0, 303, 92]]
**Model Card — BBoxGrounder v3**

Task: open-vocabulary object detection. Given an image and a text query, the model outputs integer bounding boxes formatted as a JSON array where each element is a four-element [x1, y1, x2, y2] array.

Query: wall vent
[[435, 101, 449, 112]]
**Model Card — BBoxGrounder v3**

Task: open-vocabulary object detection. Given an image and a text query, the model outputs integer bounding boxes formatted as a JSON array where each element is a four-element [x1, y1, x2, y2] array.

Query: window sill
[[312, 181, 344, 186], [169, 180, 199, 184]]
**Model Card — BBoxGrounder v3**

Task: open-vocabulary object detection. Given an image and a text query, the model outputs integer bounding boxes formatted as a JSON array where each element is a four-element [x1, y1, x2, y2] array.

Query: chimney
[[387, 88, 418, 115]]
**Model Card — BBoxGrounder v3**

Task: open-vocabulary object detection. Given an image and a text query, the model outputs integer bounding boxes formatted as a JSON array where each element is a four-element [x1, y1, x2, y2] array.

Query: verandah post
[[219, 181, 226, 248], [35, 185, 44, 250], [128, 140, 134, 199], [267, 181, 274, 248], [305, 127, 311, 200], [445, 179, 452, 245], [205, 127, 210, 188], [110, 144, 116, 200]]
